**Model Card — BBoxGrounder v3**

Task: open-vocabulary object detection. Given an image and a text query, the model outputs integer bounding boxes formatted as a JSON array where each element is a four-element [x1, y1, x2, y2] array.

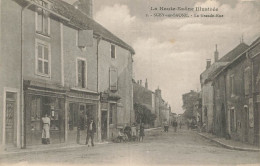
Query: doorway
[[221, 104, 226, 137], [5, 92, 17, 147], [244, 106, 249, 142], [101, 111, 107, 141]]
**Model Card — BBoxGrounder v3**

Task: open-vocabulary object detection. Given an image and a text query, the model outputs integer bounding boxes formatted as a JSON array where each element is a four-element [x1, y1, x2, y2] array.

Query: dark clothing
[[86, 131, 95, 146], [139, 125, 145, 136], [86, 121, 96, 146]]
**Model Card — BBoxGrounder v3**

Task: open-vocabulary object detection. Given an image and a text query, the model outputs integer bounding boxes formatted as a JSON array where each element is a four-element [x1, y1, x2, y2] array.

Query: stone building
[[211, 37, 260, 146], [0, 0, 134, 149], [200, 43, 249, 133]]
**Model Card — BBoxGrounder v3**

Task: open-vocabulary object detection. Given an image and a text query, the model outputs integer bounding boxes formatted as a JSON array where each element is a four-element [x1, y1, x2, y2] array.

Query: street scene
[[1, 127, 259, 165], [0, 0, 260, 165]]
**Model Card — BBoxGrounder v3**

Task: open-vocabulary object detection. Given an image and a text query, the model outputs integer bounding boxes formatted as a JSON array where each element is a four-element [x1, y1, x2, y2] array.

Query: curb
[[197, 132, 260, 152], [0, 142, 110, 156]]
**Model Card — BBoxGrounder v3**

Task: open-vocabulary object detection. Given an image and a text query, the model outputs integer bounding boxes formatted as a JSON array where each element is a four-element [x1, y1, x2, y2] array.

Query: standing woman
[[139, 123, 145, 142], [42, 114, 51, 144]]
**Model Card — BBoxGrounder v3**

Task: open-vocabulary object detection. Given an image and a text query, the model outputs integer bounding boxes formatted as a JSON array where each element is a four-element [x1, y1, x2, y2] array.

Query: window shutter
[[110, 68, 118, 91], [78, 60, 82, 87]]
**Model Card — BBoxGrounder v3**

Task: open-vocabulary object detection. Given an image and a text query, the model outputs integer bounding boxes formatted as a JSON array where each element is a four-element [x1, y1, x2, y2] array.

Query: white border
[[2, 87, 20, 148], [76, 57, 87, 88], [35, 38, 52, 78]]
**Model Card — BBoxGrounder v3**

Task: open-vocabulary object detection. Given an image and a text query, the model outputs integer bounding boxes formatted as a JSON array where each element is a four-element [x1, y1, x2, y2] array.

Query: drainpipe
[[21, 1, 33, 149], [96, 35, 102, 142]]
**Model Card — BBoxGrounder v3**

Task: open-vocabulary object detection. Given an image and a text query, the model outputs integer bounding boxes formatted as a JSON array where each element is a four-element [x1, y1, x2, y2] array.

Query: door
[[5, 92, 16, 146], [68, 103, 78, 143], [101, 111, 107, 140], [244, 107, 249, 142], [221, 104, 226, 137]]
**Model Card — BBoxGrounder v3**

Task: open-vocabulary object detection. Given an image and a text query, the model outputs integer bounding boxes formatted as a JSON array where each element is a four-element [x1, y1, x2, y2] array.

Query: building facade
[[200, 43, 249, 133], [212, 37, 260, 146], [0, 0, 134, 149]]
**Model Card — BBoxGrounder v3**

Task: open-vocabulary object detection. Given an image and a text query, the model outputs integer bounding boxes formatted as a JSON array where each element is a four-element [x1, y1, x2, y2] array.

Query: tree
[[134, 103, 156, 126], [182, 90, 200, 119]]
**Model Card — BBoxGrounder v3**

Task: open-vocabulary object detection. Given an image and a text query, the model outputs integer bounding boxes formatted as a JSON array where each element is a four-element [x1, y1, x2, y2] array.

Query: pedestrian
[[131, 123, 137, 141], [163, 120, 169, 132], [118, 129, 127, 142], [173, 120, 178, 132], [85, 118, 96, 147], [179, 121, 182, 129], [42, 113, 50, 144], [139, 123, 145, 142]]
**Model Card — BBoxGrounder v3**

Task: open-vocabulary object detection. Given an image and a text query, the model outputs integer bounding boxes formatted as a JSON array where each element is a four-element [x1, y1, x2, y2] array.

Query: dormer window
[[111, 44, 116, 59], [35, 0, 50, 36]]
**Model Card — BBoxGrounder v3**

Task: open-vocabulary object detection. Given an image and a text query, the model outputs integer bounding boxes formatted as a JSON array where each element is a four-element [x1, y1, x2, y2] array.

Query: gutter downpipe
[[21, 1, 33, 149], [96, 35, 102, 142]]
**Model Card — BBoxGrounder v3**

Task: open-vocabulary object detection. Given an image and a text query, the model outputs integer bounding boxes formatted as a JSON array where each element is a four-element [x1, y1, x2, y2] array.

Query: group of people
[[117, 123, 145, 142], [41, 112, 96, 147], [162, 119, 183, 133]]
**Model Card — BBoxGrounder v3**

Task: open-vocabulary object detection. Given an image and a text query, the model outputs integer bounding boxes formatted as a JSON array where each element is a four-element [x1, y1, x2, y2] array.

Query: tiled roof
[[46, 0, 135, 54], [217, 43, 249, 62]]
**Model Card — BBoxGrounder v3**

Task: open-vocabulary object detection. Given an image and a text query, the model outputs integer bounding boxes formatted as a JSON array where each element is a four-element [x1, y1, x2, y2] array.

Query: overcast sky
[[64, 0, 260, 114]]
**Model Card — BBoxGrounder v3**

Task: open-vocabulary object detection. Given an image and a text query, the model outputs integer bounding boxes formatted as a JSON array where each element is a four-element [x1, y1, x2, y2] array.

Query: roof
[[202, 43, 249, 84], [30, 0, 135, 54], [217, 43, 249, 62], [212, 38, 260, 80]]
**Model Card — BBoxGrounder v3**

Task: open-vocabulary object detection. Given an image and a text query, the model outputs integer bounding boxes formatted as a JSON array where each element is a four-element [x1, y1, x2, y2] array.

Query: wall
[[0, 0, 22, 147], [226, 56, 254, 144], [98, 40, 133, 125], [63, 26, 97, 91]]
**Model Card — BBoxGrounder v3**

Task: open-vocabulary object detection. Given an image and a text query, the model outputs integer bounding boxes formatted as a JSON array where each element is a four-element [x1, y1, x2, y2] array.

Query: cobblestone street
[[1, 127, 259, 166]]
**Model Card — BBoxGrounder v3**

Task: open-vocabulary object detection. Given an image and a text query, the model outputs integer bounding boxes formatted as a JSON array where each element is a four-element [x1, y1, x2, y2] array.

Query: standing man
[[86, 118, 96, 147], [173, 120, 178, 132], [163, 120, 169, 132], [42, 114, 51, 144]]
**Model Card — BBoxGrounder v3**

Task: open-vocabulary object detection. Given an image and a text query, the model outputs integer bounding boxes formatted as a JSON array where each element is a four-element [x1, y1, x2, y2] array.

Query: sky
[[64, 0, 260, 114]]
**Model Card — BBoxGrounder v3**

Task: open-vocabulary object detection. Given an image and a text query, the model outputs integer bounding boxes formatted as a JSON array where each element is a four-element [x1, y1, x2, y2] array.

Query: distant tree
[[134, 103, 156, 126], [182, 90, 200, 119]]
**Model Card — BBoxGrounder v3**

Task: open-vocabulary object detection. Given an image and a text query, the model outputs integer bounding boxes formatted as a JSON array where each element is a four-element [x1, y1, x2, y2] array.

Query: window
[[244, 68, 250, 95], [36, 0, 50, 35], [230, 75, 234, 96], [109, 67, 118, 91], [230, 108, 236, 132], [77, 58, 87, 88], [36, 40, 50, 76], [111, 44, 116, 59]]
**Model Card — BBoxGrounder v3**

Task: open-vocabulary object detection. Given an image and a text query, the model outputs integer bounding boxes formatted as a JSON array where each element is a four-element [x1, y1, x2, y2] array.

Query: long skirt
[[42, 124, 50, 139]]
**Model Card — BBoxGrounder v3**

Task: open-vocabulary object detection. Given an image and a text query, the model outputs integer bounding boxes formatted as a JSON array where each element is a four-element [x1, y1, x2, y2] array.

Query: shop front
[[24, 80, 66, 146], [66, 89, 99, 144]]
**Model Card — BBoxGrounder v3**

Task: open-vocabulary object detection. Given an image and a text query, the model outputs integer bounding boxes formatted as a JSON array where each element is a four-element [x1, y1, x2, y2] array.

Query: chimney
[[74, 0, 93, 18], [145, 78, 148, 89], [155, 87, 161, 97], [206, 59, 211, 69], [214, 44, 219, 62]]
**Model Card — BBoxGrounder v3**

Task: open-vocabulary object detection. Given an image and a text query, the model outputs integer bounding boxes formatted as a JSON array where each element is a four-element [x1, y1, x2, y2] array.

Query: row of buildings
[[133, 79, 171, 128], [200, 37, 260, 146], [0, 0, 171, 150], [0, 0, 137, 149]]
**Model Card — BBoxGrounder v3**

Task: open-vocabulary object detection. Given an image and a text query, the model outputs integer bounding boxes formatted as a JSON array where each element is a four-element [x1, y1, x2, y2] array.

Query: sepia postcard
[[0, 0, 259, 165]]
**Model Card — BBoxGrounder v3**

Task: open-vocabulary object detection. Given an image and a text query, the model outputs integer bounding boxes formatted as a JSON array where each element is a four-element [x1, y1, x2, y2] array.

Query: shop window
[[31, 96, 41, 131], [36, 0, 50, 36], [77, 58, 87, 88], [111, 44, 116, 59], [109, 68, 118, 91], [36, 40, 50, 77]]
